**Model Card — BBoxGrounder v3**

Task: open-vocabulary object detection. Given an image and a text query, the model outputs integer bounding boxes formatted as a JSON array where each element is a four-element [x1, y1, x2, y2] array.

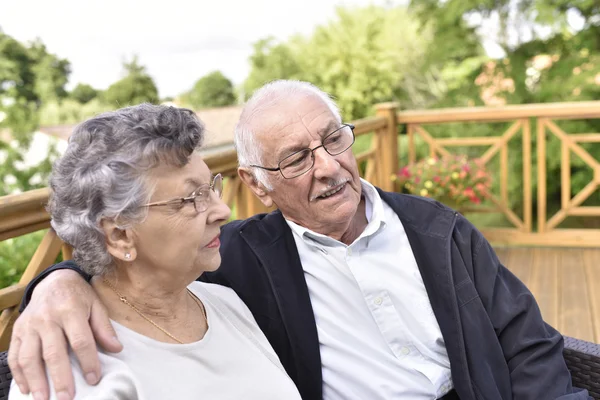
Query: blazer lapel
[[240, 211, 323, 399]]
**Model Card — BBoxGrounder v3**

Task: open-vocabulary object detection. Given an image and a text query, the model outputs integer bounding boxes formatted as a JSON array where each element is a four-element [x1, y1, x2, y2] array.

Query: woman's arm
[[9, 350, 138, 400]]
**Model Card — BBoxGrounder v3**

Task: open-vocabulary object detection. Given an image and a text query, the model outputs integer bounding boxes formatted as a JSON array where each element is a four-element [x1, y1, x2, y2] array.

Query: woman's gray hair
[[48, 103, 205, 276], [234, 80, 341, 190]]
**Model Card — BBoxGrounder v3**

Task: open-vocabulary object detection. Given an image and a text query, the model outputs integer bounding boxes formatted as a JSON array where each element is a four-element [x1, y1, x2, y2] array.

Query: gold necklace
[[102, 278, 207, 344]]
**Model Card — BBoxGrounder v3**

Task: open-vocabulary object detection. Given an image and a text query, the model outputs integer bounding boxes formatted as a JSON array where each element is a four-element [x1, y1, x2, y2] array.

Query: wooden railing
[[399, 101, 600, 247], [1, 100, 599, 349]]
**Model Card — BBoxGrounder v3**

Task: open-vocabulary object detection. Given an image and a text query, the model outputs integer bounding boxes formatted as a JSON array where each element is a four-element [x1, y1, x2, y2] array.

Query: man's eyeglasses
[[250, 123, 355, 179], [142, 173, 223, 213]]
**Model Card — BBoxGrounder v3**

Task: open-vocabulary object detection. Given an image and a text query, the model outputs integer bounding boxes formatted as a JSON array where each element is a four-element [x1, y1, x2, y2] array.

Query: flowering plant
[[396, 155, 492, 207]]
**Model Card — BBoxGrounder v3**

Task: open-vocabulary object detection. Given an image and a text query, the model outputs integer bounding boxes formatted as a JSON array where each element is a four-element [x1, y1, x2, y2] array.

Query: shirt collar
[[284, 179, 386, 246]]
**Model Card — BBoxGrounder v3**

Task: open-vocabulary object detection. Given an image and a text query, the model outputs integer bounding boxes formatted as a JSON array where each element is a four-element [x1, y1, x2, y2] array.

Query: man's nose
[[312, 147, 340, 179]]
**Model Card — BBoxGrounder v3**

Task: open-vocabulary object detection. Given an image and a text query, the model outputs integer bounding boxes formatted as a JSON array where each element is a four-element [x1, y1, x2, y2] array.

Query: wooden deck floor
[[495, 247, 600, 343]]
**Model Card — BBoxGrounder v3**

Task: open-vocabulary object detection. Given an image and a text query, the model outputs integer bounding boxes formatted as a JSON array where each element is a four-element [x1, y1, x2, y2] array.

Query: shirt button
[[401, 346, 410, 355], [347, 248, 353, 256], [374, 297, 383, 306]]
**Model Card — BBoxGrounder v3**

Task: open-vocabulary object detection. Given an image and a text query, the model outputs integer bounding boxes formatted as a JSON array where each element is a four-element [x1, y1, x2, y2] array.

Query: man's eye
[[327, 133, 342, 143]]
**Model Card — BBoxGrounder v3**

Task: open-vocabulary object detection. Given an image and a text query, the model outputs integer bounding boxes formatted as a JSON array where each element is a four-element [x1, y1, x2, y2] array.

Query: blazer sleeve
[[19, 260, 92, 313], [470, 229, 590, 399]]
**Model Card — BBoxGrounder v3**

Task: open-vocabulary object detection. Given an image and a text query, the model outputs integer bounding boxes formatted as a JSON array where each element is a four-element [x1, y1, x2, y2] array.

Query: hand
[[8, 270, 123, 400]]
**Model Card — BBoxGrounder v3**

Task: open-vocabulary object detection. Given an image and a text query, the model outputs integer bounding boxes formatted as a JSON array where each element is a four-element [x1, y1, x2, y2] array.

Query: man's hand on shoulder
[[8, 269, 122, 400]]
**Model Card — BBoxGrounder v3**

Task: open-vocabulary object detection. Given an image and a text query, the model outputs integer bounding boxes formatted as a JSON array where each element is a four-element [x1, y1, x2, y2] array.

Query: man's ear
[[238, 167, 274, 208], [100, 219, 137, 262]]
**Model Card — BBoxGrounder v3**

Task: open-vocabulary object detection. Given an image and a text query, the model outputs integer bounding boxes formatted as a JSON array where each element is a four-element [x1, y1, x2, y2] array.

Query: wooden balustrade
[[1, 100, 600, 349], [399, 100, 600, 247]]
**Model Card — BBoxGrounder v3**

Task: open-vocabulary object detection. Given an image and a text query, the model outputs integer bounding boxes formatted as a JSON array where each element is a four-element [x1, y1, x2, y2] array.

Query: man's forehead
[[254, 93, 335, 125]]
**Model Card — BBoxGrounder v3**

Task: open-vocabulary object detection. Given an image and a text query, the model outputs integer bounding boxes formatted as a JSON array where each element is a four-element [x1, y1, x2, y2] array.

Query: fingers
[[10, 269, 103, 399], [8, 334, 29, 396], [90, 300, 122, 354], [62, 313, 100, 387], [41, 323, 74, 400], [17, 333, 49, 400]]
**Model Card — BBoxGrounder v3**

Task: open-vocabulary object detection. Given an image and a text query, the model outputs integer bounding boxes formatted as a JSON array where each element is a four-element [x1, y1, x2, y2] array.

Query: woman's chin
[[203, 254, 222, 272]]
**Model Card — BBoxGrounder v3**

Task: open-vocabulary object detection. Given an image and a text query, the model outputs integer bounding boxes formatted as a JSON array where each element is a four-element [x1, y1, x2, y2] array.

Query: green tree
[[28, 39, 71, 104], [70, 83, 99, 104], [243, 37, 304, 99], [244, 5, 446, 119], [186, 71, 236, 109], [0, 29, 68, 195], [0, 30, 39, 139], [103, 56, 159, 106]]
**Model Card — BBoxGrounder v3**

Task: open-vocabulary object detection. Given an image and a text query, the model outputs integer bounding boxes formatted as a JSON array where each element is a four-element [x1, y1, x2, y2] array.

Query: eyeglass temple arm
[[249, 164, 280, 171]]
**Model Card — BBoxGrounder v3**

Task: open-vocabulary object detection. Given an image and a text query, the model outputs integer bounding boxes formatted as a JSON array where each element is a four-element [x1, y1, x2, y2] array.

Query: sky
[[1, 0, 397, 98]]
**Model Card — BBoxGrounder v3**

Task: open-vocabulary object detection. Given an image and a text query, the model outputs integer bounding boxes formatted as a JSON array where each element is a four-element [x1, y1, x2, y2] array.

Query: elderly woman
[[9, 104, 301, 400]]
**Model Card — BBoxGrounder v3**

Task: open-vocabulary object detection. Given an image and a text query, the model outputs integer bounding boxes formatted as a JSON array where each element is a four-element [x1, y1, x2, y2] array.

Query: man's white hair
[[234, 80, 342, 190]]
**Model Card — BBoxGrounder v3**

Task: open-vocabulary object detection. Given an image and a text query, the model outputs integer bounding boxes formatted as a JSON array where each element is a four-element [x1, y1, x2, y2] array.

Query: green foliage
[[70, 83, 99, 104], [0, 231, 43, 287], [0, 31, 40, 139], [103, 56, 159, 106], [244, 5, 443, 119], [28, 40, 71, 104], [0, 30, 69, 197], [185, 71, 236, 109], [39, 98, 113, 126], [243, 37, 305, 99], [0, 230, 64, 288]]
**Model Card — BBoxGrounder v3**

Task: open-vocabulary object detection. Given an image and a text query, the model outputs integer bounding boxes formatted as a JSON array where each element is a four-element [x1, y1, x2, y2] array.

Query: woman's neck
[[91, 266, 208, 344]]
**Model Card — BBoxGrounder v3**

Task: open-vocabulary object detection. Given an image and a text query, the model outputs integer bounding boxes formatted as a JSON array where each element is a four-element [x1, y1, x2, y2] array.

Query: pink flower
[[470, 196, 481, 204], [399, 167, 411, 178]]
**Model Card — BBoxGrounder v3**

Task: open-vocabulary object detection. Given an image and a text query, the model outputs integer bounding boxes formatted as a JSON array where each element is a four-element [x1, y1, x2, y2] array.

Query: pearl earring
[[124, 252, 131, 260]]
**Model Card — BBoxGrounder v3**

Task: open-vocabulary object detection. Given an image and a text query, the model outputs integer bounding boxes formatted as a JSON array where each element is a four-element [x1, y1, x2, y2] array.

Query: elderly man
[[10, 80, 588, 400]]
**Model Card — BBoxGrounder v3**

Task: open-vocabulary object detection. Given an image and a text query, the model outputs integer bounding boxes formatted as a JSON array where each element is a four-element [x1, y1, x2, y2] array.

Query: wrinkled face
[[253, 94, 362, 234], [133, 153, 231, 278]]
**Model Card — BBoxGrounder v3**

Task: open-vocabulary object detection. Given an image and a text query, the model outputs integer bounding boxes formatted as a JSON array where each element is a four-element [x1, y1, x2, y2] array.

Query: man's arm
[[19, 261, 91, 313], [469, 228, 589, 399], [8, 262, 122, 400]]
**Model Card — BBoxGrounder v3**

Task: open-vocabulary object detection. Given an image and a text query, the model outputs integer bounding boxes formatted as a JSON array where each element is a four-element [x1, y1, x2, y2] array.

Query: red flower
[[470, 195, 481, 204]]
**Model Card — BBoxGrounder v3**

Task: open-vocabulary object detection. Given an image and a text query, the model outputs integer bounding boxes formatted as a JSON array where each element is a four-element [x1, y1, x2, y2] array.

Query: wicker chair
[[563, 336, 600, 399], [0, 336, 598, 400]]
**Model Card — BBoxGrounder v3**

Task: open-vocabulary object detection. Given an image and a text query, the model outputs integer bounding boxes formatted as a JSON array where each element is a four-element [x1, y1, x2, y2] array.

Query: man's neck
[[338, 197, 368, 245]]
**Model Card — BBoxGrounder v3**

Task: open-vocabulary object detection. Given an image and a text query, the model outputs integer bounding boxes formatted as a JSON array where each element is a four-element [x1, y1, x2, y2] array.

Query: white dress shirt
[[285, 179, 453, 400]]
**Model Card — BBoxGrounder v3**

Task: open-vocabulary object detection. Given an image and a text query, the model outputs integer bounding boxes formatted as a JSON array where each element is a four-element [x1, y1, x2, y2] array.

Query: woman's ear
[[238, 167, 274, 208], [100, 219, 137, 262]]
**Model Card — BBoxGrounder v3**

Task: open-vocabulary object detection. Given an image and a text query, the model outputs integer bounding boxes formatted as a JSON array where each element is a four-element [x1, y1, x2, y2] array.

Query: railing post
[[375, 102, 399, 192]]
